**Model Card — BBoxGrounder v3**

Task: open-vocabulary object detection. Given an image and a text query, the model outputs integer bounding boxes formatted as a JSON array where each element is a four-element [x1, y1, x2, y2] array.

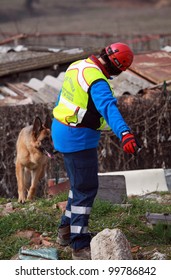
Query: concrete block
[[164, 169, 171, 191], [99, 169, 168, 196], [97, 175, 126, 203]]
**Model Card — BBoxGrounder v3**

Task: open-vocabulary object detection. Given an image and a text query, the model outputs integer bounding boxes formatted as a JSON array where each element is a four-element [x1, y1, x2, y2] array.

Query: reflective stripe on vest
[[59, 95, 87, 126], [53, 58, 112, 130], [68, 61, 100, 93]]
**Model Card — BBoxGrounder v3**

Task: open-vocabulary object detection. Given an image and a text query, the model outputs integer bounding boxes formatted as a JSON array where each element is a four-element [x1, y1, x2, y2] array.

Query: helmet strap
[[106, 60, 122, 76], [100, 48, 122, 76]]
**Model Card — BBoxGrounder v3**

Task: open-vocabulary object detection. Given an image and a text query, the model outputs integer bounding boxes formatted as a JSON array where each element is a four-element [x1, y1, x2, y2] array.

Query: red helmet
[[105, 42, 134, 71]]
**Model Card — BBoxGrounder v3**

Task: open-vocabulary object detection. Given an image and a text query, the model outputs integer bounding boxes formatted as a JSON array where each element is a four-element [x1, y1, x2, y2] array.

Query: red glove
[[121, 132, 141, 154]]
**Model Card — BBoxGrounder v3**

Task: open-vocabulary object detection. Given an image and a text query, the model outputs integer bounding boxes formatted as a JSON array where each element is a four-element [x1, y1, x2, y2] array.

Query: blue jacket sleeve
[[90, 79, 130, 139]]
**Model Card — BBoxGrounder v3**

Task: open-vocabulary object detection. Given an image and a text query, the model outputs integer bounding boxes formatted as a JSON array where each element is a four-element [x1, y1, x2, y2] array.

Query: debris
[[28, 205, 35, 212], [15, 230, 39, 240], [14, 229, 54, 247], [90, 228, 133, 260], [63, 48, 84, 54], [0, 34, 26, 47], [146, 212, 171, 225], [161, 45, 171, 52], [151, 251, 166, 260], [97, 175, 127, 204], [48, 179, 70, 196], [131, 245, 141, 253], [130, 50, 171, 84], [1, 202, 14, 216], [18, 246, 58, 260], [136, 248, 167, 260], [41, 232, 49, 237], [56, 201, 67, 213], [48, 178, 57, 188]]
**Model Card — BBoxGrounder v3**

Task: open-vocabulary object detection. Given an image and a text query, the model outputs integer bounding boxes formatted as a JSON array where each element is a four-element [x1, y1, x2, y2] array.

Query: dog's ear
[[33, 116, 43, 139], [44, 114, 52, 130]]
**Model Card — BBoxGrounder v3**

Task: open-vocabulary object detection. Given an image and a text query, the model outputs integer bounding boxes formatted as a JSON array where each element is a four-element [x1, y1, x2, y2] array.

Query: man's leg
[[57, 188, 72, 245], [63, 148, 98, 259], [57, 162, 73, 246]]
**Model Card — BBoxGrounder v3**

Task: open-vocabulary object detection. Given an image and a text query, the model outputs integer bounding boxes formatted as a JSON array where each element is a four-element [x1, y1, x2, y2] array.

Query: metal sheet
[[130, 51, 171, 84]]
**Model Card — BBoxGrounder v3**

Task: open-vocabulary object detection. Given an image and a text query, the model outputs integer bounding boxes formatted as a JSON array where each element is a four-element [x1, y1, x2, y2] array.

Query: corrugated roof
[[0, 72, 64, 106], [1, 47, 171, 106], [130, 50, 171, 84], [0, 46, 100, 78], [110, 70, 153, 96], [0, 45, 100, 106]]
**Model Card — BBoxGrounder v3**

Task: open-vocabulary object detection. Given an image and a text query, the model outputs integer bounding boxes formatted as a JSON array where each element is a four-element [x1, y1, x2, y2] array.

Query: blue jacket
[[51, 79, 130, 153]]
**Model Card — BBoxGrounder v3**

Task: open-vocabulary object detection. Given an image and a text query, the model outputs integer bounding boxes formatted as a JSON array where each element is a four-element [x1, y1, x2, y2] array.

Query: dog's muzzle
[[39, 137, 57, 159]]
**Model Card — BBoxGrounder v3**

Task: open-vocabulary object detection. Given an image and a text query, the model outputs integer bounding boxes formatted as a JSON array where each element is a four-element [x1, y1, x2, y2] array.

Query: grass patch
[[0, 192, 171, 259], [0, 236, 30, 260]]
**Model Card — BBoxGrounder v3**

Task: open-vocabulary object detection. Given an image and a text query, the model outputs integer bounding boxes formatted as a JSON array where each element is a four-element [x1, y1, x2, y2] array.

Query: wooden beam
[[146, 212, 171, 225]]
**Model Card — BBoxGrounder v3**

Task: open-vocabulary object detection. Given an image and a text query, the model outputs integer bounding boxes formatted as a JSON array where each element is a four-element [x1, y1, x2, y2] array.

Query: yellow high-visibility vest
[[53, 58, 113, 130]]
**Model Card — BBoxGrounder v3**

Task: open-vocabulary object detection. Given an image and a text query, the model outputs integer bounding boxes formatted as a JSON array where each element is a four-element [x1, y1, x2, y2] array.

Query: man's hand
[[121, 132, 141, 154]]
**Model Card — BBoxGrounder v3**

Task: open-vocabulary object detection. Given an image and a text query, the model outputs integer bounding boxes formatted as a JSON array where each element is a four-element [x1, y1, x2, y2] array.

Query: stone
[[90, 228, 133, 260]]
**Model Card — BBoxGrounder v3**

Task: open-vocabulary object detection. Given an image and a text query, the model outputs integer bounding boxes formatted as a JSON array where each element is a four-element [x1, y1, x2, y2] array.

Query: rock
[[28, 205, 35, 211], [90, 228, 133, 260], [56, 201, 67, 213], [151, 251, 166, 260], [15, 230, 36, 239], [1, 202, 14, 216]]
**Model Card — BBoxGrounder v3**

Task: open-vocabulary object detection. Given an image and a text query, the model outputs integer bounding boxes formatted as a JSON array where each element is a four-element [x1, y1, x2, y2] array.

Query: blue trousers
[[59, 148, 99, 250]]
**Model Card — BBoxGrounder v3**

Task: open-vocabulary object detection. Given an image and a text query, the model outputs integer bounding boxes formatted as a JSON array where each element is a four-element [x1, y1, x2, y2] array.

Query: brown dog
[[15, 115, 54, 203]]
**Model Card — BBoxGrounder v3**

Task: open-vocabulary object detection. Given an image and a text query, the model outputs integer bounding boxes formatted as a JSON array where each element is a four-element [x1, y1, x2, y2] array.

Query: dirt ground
[[0, 0, 171, 38]]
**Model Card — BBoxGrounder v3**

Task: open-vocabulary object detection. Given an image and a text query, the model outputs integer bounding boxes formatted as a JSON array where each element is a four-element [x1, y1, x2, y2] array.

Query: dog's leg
[[24, 167, 31, 192], [16, 161, 26, 203], [27, 167, 44, 200]]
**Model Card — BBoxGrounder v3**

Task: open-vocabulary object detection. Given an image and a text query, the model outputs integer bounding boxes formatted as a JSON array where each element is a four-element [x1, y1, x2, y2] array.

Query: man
[[51, 42, 141, 260]]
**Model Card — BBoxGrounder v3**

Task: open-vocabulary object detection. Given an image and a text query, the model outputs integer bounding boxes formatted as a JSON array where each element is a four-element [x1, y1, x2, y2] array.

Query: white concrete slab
[[98, 169, 168, 196]]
